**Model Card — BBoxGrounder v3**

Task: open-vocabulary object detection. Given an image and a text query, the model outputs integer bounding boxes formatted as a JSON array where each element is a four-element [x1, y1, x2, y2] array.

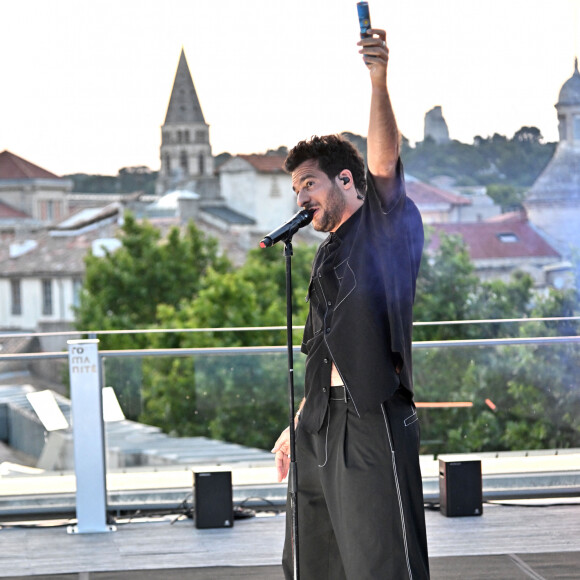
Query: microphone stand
[[283, 237, 300, 580]]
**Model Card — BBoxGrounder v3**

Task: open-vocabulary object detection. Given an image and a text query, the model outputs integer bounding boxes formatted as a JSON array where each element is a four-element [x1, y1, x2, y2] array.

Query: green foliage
[[74, 213, 229, 420], [399, 127, 555, 187], [75, 213, 229, 339], [65, 166, 158, 195], [269, 126, 555, 188], [414, 230, 480, 341], [341, 132, 368, 163], [140, 244, 316, 448], [485, 184, 526, 212], [413, 233, 579, 454]]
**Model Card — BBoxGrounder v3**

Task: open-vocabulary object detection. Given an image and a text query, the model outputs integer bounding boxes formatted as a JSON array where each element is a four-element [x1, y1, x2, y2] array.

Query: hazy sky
[[1, 0, 578, 176]]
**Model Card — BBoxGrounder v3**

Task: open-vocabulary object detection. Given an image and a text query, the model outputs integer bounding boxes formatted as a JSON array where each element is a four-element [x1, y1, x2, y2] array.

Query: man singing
[[271, 25, 430, 580]]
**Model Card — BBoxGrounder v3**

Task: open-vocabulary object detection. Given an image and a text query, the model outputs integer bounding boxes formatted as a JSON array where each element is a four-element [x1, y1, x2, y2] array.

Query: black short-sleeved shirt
[[300, 160, 424, 433]]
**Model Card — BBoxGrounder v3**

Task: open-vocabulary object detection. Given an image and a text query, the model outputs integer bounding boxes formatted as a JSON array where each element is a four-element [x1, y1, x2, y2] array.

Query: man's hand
[[271, 426, 291, 482], [357, 28, 388, 83]]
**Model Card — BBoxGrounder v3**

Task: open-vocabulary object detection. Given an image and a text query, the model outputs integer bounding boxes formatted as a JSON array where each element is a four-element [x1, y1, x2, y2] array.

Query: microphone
[[259, 209, 314, 248]]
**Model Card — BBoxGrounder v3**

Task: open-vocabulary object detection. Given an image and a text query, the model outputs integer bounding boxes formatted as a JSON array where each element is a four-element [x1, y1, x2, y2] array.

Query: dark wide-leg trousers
[[282, 390, 430, 580]]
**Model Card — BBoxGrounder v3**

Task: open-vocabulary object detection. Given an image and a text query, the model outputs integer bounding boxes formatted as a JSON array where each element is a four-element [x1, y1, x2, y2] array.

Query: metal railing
[[0, 319, 579, 522]]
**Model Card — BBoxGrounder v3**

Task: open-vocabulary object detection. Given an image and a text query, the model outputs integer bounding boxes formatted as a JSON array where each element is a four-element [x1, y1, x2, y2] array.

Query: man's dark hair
[[284, 134, 367, 195]]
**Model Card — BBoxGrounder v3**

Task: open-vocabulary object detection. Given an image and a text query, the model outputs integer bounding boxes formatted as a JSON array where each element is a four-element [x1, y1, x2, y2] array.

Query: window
[[180, 150, 189, 173], [574, 115, 580, 142], [270, 177, 281, 197], [198, 153, 205, 175], [42, 279, 53, 316], [72, 278, 83, 309], [558, 115, 566, 141], [11, 279, 22, 315], [497, 233, 518, 243]]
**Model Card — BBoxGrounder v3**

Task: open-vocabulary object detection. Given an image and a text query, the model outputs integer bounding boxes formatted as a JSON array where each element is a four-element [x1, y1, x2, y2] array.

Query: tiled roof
[[0, 150, 60, 180], [0, 224, 119, 277], [429, 216, 560, 260], [406, 180, 471, 206], [237, 154, 286, 173], [484, 210, 526, 223], [0, 200, 29, 219]]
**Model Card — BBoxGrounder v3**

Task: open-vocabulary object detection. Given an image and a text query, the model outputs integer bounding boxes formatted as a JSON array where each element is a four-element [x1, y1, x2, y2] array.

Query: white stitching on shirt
[[334, 261, 356, 309]]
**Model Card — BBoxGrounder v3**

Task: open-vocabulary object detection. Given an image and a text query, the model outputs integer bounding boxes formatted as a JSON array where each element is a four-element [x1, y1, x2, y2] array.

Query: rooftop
[[236, 154, 287, 173], [406, 179, 471, 207], [0, 150, 61, 180], [558, 58, 580, 106], [429, 216, 561, 260], [0, 201, 29, 220]]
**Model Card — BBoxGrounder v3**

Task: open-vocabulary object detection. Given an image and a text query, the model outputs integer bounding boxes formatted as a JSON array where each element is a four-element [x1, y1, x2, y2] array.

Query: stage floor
[[0, 501, 579, 578]]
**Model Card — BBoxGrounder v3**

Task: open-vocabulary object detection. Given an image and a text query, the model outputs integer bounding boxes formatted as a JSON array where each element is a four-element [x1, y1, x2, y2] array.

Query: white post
[[67, 339, 115, 533]]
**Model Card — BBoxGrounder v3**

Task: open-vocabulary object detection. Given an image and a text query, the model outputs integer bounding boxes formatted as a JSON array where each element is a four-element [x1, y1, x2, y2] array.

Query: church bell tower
[[156, 49, 214, 195]]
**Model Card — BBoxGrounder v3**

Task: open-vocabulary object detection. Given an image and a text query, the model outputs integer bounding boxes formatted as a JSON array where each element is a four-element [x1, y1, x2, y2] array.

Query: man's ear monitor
[[340, 176, 350, 185]]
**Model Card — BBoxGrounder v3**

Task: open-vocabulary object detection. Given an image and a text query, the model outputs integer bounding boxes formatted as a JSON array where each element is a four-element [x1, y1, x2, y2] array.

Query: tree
[[412, 231, 579, 454], [76, 214, 229, 335], [513, 126, 543, 144], [65, 166, 158, 194], [413, 230, 480, 341], [485, 184, 526, 213], [448, 287, 580, 453], [140, 244, 316, 448], [74, 214, 230, 418], [117, 166, 158, 195]]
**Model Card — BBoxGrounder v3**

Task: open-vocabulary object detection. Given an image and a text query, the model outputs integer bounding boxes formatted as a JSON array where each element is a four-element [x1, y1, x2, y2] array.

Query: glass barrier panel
[[413, 341, 580, 456], [0, 333, 578, 517]]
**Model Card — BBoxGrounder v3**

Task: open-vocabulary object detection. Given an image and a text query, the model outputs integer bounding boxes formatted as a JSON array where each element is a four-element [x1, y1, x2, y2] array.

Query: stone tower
[[525, 59, 580, 259], [156, 49, 215, 195], [424, 106, 450, 144]]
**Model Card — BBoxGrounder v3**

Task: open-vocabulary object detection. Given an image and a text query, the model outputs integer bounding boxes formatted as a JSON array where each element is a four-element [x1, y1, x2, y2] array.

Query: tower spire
[[164, 49, 206, 125]]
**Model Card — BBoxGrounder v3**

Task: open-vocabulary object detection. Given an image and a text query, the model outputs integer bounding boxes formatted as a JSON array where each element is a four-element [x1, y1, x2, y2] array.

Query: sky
[[1, 0, 579, 176]]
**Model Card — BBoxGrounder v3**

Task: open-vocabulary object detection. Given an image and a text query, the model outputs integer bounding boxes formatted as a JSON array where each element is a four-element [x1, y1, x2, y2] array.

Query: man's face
[[291, 160, 347, 233]]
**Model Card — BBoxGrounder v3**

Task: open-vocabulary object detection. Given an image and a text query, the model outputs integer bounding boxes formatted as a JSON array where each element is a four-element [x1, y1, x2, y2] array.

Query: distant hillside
[[66, 166, 158, 195], [66, 127, 556, 196]]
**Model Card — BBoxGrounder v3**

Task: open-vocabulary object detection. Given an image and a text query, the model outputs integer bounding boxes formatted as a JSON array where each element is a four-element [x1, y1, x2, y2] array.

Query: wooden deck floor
[[0, 502, 578, 578]]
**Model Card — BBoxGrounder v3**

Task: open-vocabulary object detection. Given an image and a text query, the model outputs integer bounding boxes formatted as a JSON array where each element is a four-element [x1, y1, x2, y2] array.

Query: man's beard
[[313, 184, 347, 232]]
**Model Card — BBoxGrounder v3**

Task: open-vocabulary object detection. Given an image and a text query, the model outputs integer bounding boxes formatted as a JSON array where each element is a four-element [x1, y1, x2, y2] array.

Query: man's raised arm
[[358, 28, 400, 195]]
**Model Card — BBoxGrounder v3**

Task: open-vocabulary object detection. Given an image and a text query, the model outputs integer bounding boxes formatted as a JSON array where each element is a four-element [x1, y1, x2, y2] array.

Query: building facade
[[0, 150, 72, 227], [218, 154, 295, 231], [525, 59, 580, 260]]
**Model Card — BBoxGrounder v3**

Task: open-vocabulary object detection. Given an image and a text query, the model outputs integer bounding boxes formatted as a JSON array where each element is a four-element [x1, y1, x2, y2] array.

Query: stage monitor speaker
[[439, 459, 482, 517], [193, 471, 234, 529]]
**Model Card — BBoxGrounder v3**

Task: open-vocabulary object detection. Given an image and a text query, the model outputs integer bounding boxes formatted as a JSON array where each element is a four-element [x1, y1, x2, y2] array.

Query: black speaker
[[193, 471, 234, 529], [439, 459, 482, 517]]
